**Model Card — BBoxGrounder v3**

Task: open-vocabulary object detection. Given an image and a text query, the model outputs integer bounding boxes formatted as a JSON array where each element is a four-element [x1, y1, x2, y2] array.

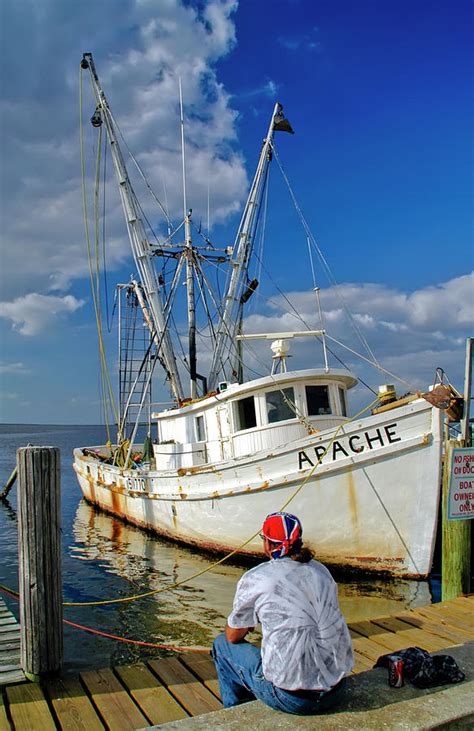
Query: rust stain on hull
[[81, 482, 425, 578], [346, 467, 359, 537], [177, 464, 218, 477]]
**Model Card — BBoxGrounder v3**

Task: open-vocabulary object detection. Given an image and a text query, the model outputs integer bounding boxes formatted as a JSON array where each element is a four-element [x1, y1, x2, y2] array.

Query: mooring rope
[[63, 394, 381, 607], [1, 396, 381, 610], [0, 585, 209, 653], [1, 391, 425, 612]]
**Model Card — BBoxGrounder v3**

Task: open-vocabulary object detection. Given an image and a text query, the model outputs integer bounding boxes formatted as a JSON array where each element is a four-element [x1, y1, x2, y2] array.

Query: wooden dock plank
[[0, 670, 26, 686], [0, 691, 10, 731], [6, 683, 56, 731], [80, 668, 148, 731], [351, 612, 462, 652], [149, 657, 222, 716], [0, 632, 20, 647], [413, 606, 473, 633], [0, 617, 18, 627], [115, 663, 188, 726], [447, 597, 473, 614], [352, 651, 375, 672], [394, 611, 473, 645], [451, 596, 473, 608], [409, 605, 474, 635], [435, 598, 473, 615], [178, 653, 221, 699], [368, 615, 418, 633], [0, 596, 470, 729], [0, 598, 24, 688], [0, 648, 20, 662], [383, 627, 453, 652], [351, 636, 391, 663], [45, 676, 105, 731], [433, 605, 473, 625], [352, 627, 415, 653], [349, 620, 390, 637]]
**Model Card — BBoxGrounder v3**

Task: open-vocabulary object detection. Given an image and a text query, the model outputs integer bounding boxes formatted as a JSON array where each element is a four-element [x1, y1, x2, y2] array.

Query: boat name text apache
[[298, 423, 402, 470]]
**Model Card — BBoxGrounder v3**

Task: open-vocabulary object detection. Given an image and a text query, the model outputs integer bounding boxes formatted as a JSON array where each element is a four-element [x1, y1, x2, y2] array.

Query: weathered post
[[441, 440, 472, 600], [17, 446, 63, 680]]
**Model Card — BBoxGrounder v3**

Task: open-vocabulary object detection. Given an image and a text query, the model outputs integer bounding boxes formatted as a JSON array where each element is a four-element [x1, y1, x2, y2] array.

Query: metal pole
[[461, 337, 473, 445]]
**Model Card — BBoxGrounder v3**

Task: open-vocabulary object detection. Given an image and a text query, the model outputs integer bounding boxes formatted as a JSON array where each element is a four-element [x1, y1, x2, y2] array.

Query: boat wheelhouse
[[152, 368, 356, 470]]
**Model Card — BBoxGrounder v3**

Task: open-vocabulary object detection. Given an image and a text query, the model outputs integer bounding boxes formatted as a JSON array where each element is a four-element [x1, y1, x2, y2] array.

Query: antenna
[[179, 78, 188, 223], [179, 78, 197, 398], [207, 166, 211, 237]]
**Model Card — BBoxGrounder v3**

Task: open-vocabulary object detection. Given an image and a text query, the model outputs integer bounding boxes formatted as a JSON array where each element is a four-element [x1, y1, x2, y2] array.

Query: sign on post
[[448, 447, 474, 520]]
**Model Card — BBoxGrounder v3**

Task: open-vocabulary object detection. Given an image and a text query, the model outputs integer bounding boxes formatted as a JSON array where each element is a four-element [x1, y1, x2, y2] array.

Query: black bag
[[374, 646, 465, 689]]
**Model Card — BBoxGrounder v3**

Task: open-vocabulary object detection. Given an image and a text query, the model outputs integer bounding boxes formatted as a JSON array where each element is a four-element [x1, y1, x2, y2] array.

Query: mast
[[81, 52, 184, 403], [208, 103, 293, 390]]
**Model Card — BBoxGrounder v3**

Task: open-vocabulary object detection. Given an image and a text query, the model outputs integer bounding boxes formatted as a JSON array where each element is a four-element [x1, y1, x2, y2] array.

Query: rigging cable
[[270, 142, 381, 368], [93, 126, 113, 434], [255, 164, 270, 292], [252, 253, 379, 395], [80, 66, 120, 441], [101, 142, 113, 333], [109, 107, 173, 234]]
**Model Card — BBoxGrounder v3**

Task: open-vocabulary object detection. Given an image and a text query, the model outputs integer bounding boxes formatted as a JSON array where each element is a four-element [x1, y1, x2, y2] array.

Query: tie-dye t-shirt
[[227, 557, 354, 691]]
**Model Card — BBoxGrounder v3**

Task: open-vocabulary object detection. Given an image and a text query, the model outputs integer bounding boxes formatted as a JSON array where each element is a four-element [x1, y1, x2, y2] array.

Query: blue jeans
[[211, 634, 345, 715]]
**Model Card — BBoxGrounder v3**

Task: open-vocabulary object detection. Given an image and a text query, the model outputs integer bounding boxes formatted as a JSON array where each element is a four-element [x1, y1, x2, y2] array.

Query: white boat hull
[[73, 398, 443, 578]]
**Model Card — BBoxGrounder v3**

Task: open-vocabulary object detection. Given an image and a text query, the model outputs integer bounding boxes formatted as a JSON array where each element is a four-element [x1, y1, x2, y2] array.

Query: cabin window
[[338, 387, 347, 417], [195, 415, 206, 442], [306, 385, 331, 415], [265, 387, 295, 424], [235, 396, 257, 431]]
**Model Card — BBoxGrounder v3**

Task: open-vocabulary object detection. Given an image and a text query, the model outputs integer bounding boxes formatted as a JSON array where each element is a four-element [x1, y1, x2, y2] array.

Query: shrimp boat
[[74, 53, 453, 578]]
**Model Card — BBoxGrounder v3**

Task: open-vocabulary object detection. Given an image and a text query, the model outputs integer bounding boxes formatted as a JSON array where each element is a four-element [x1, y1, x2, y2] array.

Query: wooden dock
[[0, 596, 472, 730], [0, 598, 24, 688]]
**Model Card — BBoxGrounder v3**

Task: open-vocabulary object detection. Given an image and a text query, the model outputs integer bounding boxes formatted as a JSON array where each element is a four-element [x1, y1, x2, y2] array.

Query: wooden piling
[[0, 465, 17, 501], [17, 446, 63, 681], [441, 440, 471, 601]]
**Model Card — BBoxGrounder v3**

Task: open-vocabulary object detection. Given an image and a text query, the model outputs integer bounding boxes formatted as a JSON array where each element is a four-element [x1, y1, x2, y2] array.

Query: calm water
[[0, 424, 438, 673]]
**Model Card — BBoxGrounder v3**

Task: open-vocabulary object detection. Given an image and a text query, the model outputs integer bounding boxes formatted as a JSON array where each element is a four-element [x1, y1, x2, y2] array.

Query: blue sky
[[0, 0, 472, 424]]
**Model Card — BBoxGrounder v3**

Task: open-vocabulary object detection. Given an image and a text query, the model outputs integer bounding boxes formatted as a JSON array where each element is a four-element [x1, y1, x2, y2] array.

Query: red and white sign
[[448, 448, 474, 520]]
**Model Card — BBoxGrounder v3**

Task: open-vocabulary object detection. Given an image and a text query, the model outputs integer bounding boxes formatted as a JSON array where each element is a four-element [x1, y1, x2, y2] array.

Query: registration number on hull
[[126, 477, 149, 492]]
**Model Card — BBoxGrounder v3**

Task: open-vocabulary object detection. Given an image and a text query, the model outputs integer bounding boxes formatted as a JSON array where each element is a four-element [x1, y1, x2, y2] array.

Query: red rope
[[63, 618, 210, 652], [0, 585, 19, 600], [0, 584, 210, 653]]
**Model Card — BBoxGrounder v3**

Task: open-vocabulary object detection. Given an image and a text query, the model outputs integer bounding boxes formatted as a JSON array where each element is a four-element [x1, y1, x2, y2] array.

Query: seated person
[[212, 511, 353, 715]]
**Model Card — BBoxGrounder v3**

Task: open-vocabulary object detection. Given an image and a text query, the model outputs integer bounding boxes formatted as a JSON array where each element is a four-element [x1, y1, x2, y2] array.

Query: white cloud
[[269, 274, 473, 334], [0, 392, 20, 401], [240, 79, 280, 101], [277, 28, 323, 54], [237, 273, 474, 393], [0, 0, 245, 302], [0, 294, 85, 336], [0, 362, 30, 375]]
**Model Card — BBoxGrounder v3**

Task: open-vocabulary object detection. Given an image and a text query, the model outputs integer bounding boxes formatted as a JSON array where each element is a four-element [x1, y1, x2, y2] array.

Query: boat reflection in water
[[72, 500, 433, 650]]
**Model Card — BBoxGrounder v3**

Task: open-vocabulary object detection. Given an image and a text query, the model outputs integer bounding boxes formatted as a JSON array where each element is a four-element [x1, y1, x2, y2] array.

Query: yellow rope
[[80, 65, 121, 441], [278, 395, 379, 511], [64, 395, 379, 607]]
